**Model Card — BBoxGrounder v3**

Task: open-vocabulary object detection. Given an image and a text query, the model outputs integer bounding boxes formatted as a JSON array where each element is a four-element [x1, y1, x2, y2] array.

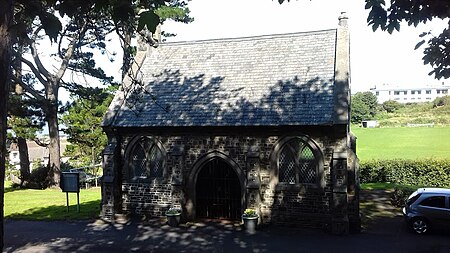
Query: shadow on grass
[[6, 199, 101, 221], [4, 184, 28, 194]]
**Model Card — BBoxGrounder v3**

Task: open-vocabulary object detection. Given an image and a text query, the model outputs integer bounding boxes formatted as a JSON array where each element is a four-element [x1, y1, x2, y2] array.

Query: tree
[[351, 96, 370, 124], [7, 46, 46, 186], [11, 0, 191, 186], [2, 0, 192, 248], [357, 91, 378, 116], [12, 10, 115, 186], [0, 0, 13, 249], [382, 100, 402, 113], [364, 0, 450, 79], [62, 86, 116, 173], [351, 92, 378, 124], [7, 92, 45, 185]]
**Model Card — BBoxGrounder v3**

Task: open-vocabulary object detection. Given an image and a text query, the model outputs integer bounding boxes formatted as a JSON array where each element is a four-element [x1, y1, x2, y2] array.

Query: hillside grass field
[[352, 126, 450, 160]]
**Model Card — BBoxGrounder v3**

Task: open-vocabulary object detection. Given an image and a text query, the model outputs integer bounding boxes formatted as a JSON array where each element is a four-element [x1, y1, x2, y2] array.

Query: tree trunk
[[121, 27, 132, 80], [0, 0, 12, 250], [46, 99, 61, 186], [17, 137, 30, 185]]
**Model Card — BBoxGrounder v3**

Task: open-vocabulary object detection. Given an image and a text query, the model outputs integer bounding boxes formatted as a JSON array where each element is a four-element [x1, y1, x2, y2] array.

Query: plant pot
[[166, 213, 181, 227], [242, 216, 258, 234]]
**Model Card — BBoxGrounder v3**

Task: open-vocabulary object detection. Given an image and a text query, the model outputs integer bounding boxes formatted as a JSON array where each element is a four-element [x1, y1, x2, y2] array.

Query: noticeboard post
[[61, 172, 80, 212]]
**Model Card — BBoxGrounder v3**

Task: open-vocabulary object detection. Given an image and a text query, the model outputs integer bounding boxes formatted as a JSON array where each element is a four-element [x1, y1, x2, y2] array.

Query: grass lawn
[[5, 181, 101, 220], [360, 182, 401, 190], [352, 126, 450, 160]]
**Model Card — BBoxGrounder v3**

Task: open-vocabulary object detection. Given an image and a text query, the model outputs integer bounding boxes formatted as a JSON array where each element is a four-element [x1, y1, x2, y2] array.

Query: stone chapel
[[101, 13, 360, 234]]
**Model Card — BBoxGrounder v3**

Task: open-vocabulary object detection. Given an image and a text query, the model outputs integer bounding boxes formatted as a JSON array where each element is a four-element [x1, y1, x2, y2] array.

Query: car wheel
[[411, 218, 429, 234]]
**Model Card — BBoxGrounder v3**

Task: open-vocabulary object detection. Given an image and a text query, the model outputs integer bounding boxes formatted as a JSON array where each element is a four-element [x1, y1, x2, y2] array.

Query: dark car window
[[419, 196, 445, 208], [407, 193, 422, 206]]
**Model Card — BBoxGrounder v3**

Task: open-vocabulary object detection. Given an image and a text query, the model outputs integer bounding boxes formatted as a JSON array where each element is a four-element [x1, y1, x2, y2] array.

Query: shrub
[[60, 161, 75, 172], [165, 207, 181, 215], [242, 208, 258, 218], [433, 95, 450, 108], [359, 159, 450, 188], [382, 100, 403, 113], [27, 165, 51, 189], [390, 186, 417, 208]]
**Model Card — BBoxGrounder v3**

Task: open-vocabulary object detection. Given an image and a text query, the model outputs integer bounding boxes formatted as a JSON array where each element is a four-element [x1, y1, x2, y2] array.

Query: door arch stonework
[[186, 151, 246, 220]]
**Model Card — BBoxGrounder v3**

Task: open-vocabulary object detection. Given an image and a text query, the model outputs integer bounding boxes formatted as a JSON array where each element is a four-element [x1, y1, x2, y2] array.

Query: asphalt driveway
[[4, 190, 450, 253], [4, 215, 450, 253]]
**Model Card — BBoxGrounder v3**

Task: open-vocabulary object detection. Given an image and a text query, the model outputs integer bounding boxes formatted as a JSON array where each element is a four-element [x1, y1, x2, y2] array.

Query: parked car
[[403, 188, 450, 234]]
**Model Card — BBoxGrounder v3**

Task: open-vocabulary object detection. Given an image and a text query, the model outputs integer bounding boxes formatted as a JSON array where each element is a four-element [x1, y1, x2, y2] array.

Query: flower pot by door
[[242, 216, 258, 234], [167, 213, 181, 227]]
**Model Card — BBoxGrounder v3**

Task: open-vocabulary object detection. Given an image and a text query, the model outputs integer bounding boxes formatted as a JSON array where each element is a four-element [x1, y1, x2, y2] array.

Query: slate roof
[[103, 29, 340, 128]]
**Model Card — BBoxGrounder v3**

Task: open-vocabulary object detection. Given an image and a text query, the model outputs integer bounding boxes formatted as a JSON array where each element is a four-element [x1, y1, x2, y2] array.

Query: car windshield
[[406, 192, 422, 206]]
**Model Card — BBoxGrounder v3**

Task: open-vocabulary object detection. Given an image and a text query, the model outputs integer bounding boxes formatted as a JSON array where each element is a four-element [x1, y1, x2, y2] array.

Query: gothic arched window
[[128, 137, 164, 180], [278, 137, 319, 185]]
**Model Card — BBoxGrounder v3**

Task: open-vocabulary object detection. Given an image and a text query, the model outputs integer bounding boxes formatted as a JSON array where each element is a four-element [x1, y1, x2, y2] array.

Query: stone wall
[[102, 127, 358, 231], [122, 183, 172, 216]]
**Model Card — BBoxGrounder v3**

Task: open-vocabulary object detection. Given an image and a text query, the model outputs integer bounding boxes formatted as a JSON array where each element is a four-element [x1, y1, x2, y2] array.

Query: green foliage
[[433, 95, 450, 108], [62, 86, 116, 167], [364, 0, 450, 79], [351, 92, 378, 124], [165, 207, 182, 215], [27, 165, 50, 189], [242, 208, 258, 217], [10, 0, 193, 187], [381, 100, 403, 113], [391, 186, 417, 208], [360, 182, 402, 190], [155, 5, 193, 23], [8, 93, 45, 140], [359, 159, 450, 188], [351, 97, 370, 124], [371, 97, 450, 127], [137, 10, 160, 32]]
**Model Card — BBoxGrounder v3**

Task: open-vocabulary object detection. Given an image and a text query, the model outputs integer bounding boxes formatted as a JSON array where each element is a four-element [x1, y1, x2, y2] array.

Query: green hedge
[[360, 159, 450, 188]]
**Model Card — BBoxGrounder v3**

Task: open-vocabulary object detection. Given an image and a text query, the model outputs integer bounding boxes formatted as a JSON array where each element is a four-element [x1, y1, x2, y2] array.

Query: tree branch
[[34, 138, 49, 148], [18, 55, 48, 85], [30, 26, 51, 79], [11, 75, 45, 101], [55, 18, 89, 82]]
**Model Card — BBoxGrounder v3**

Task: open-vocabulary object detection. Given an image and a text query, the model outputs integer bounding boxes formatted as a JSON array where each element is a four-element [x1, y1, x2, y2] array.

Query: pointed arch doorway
[[195, 157, 241, 220]]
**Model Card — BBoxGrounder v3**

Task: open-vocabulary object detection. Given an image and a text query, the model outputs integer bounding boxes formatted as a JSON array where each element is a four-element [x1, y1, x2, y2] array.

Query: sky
[[34, 0, 448, 135], [160, 0, 449, 92]]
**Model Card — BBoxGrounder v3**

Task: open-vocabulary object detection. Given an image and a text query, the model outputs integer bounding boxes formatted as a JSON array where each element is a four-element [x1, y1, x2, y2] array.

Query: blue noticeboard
[[61, 172, 80, 212], [61, 172, 80, 193]]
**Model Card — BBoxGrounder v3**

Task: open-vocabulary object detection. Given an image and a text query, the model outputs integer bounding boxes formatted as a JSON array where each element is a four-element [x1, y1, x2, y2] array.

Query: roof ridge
[[159, 28, 337, 46]]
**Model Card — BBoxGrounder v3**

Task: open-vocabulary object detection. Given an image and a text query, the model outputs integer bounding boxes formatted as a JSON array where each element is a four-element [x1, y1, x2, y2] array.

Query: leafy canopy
[[351, 91, 378, 124], [278, 0, 450, 80], [365, 0, 450, 79], [62, 86, 117, 167]]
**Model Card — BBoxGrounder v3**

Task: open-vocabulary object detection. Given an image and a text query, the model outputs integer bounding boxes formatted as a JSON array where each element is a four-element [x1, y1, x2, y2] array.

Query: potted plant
[[242, 208, 259, 234], [165, 207, 182, 227]]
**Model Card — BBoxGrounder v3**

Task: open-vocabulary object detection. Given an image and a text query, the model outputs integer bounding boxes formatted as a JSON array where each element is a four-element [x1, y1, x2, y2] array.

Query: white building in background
[[8, 137, 70, 170], [370, 83, 450, 104]]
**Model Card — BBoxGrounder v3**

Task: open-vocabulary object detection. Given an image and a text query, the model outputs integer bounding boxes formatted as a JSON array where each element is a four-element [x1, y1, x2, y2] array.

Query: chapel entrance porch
[[195, 157, 241, 220]]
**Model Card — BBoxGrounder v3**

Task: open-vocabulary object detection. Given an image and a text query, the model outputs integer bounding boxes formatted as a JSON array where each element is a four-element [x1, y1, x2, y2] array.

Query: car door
[[416, 195, 448, 229], [445, 196, 450, 227]]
